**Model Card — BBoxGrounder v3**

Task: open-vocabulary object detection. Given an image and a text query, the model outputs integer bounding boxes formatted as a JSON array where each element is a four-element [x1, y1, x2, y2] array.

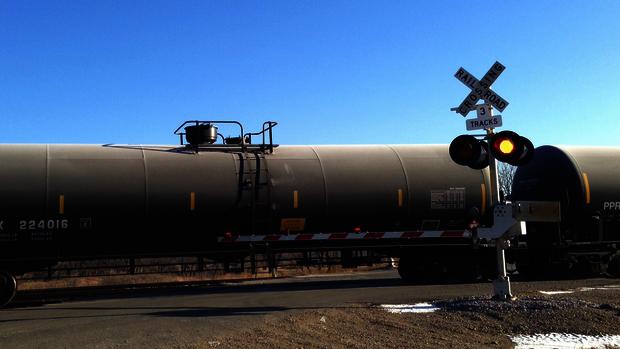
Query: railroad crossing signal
[[448, 60, 534, 301], [449, 60, 533, 168]]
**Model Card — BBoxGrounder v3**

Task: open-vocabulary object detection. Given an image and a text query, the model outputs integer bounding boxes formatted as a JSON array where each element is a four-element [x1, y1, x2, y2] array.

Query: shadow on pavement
[[0, 305, 297, 322], [0, 304, 366, 322], [9, 271, 411, 309]]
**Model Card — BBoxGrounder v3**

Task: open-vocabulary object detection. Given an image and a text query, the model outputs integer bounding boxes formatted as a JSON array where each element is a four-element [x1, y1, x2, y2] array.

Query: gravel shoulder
[[198, 280, 620, 349]]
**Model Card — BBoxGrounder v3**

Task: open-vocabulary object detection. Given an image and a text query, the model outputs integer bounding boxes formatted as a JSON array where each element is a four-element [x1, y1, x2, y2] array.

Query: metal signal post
[[482, 105, 512, 300], [475, 103, 512, 300], [482, 104, 501, 206]]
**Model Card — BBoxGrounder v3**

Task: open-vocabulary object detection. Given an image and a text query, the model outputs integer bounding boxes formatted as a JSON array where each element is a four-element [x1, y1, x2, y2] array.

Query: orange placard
[[280, 218, 306, 232]]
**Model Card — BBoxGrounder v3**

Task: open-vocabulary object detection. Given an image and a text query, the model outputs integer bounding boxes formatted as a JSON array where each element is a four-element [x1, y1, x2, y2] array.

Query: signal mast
[[449, 61, 534, 300]]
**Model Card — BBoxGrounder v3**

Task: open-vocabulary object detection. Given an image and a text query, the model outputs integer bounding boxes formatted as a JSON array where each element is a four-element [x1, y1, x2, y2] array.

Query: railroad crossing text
[[453, 61, 509, 116]]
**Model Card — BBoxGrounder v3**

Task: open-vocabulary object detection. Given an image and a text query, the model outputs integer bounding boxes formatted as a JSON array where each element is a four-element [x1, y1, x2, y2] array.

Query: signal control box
[[513, 201, 561, 223]]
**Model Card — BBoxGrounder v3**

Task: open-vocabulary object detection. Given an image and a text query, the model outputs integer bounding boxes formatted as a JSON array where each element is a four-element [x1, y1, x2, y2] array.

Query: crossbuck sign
[[453, 61, 509, 117]]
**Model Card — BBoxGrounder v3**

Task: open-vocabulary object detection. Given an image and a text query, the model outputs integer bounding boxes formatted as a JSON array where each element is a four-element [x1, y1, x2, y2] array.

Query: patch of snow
[[578, 285, 620, 292], [539, 291, 575, 295], [539, 284, 620, 295], [511, 333, 620, 349], [380, 303, 440, 313], [294, 273, 355, 278]]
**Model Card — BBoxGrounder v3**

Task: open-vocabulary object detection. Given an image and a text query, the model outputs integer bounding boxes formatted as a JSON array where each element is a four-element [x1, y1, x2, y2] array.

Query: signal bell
[[449, 135, 489, 169], [488, 131, 534, 166]]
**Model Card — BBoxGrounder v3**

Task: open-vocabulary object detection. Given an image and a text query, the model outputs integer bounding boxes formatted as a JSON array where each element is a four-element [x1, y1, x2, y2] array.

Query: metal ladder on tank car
[[237, 152, 273, 235]]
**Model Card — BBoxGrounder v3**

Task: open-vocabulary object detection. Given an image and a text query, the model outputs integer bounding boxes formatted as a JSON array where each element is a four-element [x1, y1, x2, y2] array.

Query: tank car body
[[3, 132, 620, 306], [0, 143, 489, 275], [512, 145, 620, 275]]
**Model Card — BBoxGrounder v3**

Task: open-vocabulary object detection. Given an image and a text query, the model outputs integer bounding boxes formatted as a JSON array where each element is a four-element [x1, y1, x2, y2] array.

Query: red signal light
[[489, 131, 534, 166], [495, 138, 515, 155]]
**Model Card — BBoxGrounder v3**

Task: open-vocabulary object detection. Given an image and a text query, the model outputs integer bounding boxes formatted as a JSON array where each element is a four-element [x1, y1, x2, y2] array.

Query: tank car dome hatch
[[184, 124, 218, 145]]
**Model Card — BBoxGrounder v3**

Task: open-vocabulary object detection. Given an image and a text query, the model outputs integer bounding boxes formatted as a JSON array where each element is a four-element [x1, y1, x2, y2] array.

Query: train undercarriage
[[1, 231, 618, 307]]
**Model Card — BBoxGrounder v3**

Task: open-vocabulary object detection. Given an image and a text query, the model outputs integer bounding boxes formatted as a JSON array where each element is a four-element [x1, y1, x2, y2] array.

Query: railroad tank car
[[511, 145, 620, 275], [0, 133, 489, 304]]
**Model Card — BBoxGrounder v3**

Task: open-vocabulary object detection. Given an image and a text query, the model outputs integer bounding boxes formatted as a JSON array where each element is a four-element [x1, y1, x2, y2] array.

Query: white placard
[[465, 115, 503, 131]]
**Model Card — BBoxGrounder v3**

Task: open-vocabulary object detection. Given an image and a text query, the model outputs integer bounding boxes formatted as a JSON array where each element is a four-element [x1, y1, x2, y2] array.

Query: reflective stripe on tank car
[[218, 230, 471, 242]]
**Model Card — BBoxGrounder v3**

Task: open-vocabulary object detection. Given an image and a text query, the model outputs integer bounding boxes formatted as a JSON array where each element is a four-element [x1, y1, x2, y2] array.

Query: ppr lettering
[[603, 202, 620, 210]]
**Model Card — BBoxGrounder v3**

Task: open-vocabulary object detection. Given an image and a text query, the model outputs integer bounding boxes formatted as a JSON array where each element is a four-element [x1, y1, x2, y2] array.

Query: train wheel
[[398, 253, 475, 284], [398, 254, 430, 283], [608, 253, 620, 278], [0, 271, 17, 307], [397, 255, 416, 282]]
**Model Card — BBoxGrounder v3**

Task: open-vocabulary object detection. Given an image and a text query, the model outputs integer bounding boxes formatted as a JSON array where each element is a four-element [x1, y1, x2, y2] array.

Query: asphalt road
[[0, 270, 617, 349]]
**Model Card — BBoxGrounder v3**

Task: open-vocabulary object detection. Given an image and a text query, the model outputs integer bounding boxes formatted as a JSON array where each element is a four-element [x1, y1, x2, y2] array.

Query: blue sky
[[1, 1, 619, 146]]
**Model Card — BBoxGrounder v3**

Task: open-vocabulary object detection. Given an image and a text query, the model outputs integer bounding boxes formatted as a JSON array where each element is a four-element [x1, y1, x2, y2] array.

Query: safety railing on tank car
[[244, 121, 278, 153], [173, 120, 278, 153]]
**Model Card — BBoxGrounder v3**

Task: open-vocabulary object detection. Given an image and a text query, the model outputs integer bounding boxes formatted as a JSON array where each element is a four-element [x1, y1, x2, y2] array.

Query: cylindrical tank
[[267, 145, 489, 232], [0, 144, 239, 261], [0, 144, 489, 264], [512, 145, 620, 243]]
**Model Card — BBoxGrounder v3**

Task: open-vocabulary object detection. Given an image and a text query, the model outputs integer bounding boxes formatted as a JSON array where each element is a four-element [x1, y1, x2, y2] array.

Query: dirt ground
[[177, 281, 620, 349]]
